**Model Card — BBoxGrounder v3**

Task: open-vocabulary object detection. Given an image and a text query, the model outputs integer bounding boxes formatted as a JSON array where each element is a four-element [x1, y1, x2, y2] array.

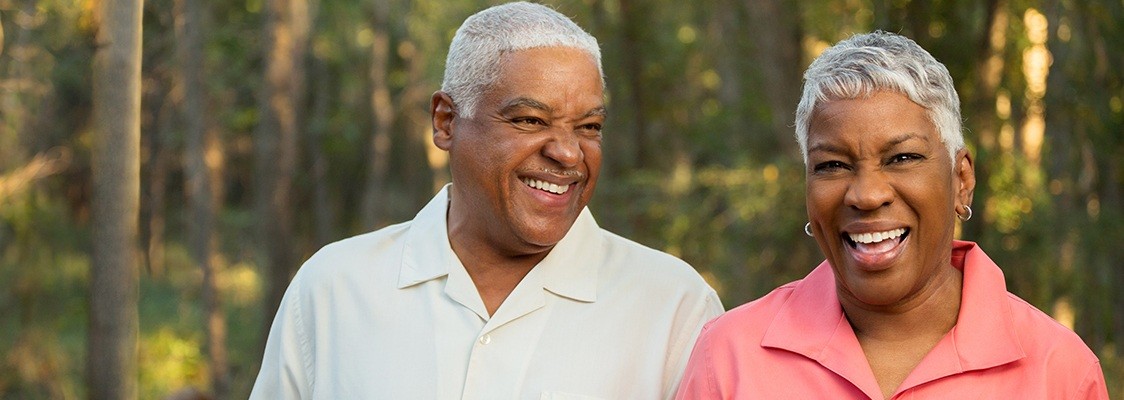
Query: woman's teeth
[[522, 178, 569, 194], [848, 228, 906, 244]]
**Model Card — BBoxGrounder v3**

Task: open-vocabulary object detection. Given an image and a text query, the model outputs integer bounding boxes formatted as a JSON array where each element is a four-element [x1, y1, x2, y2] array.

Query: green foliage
[[595, 160, 822, 307], [135, 242, 264, 399], [0, 186, 88, 399]]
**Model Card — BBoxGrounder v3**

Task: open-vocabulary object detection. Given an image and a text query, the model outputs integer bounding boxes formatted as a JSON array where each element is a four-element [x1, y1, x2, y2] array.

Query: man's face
[[436, 46, 605, 255]]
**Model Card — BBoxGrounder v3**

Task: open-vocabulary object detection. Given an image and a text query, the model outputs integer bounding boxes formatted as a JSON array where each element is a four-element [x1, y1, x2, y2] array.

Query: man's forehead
[[479, 49, 604, 110], [496, 46, 600, 71]]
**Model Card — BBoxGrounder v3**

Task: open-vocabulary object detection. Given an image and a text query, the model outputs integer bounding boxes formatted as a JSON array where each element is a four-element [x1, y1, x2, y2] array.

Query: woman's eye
[[888, 153, 924, 164], [813, 161, 847, 173]]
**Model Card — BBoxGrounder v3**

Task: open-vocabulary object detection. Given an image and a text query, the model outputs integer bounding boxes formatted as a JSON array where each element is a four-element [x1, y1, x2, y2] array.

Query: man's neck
[[446, 220, 553, 317], [463, 255, 541, 317], [444, 190, 558, 316]]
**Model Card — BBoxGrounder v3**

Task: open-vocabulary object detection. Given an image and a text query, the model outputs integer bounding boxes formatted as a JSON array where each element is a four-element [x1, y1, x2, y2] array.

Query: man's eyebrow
[[499, 98, 606, 119], [581, 106, 607, 119], [499, 97, 552, 114]]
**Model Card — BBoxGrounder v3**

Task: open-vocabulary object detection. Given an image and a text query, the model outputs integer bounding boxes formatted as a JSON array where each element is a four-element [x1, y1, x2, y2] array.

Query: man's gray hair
[[794, 31, 964, 166], [441, 1, 604, 116]]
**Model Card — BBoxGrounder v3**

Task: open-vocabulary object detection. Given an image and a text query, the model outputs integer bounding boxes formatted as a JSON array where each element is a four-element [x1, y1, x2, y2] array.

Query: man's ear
[[954, 147, 976, 211], [432, 91, 456, 151]]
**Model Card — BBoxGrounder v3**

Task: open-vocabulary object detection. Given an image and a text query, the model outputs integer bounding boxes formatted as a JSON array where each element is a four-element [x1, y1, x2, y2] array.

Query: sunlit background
[[1, 0, 1122, 398]]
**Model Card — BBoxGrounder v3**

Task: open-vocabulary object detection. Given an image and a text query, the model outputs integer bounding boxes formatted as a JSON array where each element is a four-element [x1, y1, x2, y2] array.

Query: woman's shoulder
[[699, 281, 802, 341], [1002, 291, 1100, 365]]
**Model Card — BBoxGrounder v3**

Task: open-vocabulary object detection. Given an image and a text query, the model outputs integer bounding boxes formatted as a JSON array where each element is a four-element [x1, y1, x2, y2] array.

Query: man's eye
[[578, 123, 602, 135], [512, 117, 545, 126]]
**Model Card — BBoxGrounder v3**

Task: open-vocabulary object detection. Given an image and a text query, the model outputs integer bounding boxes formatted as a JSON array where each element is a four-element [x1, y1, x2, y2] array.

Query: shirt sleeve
[[674, 320, 719, 400], [664, 291, 724, 399], [249, 273, 313, 400], [1069, 360, 1110, 400]]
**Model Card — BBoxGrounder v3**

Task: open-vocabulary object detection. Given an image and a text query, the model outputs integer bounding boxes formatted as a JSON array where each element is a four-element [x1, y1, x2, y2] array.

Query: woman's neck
[[843, 265, 963, 340], [841, 265, 963, 399]]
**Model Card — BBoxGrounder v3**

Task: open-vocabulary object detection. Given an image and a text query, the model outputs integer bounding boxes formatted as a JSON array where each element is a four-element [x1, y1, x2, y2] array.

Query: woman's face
[[805, 91, 975, 308]]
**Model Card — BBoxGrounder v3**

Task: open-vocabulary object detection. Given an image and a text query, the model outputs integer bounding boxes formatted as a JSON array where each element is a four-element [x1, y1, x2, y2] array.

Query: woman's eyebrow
[[881, 132, 929, 151], [808, 142, 847, 155]]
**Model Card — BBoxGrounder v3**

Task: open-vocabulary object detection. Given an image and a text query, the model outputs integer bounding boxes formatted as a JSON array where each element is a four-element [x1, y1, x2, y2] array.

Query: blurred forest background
[[1, 0, 1122, 398]]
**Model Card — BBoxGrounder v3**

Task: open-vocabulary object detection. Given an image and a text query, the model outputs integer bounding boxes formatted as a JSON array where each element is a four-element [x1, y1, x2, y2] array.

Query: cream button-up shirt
[[250, 186, 723, 399]]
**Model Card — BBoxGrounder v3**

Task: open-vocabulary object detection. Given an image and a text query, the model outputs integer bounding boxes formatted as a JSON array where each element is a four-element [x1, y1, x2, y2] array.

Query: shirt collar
[[533, 206, 601, 302], [397, 184, 601, 303], [944, 240, 1027, 368], [397, 184, 458, 288], [760, 259, 881, 398], [897, 240, 1027, 389], [760, 240, 1026, 396]]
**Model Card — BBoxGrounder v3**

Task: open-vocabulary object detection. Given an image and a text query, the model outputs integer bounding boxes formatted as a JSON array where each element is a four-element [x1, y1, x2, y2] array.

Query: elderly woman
[[676, 31, 1109, 399]]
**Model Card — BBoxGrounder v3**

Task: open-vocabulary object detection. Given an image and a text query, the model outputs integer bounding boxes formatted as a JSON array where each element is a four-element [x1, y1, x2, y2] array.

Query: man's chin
[[512, 217, 580, 249]]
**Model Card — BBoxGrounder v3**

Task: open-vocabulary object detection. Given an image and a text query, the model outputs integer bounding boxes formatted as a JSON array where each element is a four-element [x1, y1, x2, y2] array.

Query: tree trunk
[[1074, 0, 1124, 352], [399, 38, 438, 208], [963, 0, 1007, 240], [872, 0, 891, 28], [905, 0, 932, 46], [743, 0, 802, 157], [360, 0, 394, 230], [710, 0, 744, 108], [705, 0, 752, 154], [88, 0, 143, 398], [616, 0, 650, 170], [308, 52, 335, 246], [1, 1, 38, 164], [255, 0, 309, 348], [142, 78, 177, 278], [175, 0, 229, 397]]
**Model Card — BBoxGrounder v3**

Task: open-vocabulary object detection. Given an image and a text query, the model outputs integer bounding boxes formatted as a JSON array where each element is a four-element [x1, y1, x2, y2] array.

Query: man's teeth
[[848, 228, 906, 244], [522, 178, 570, 194]]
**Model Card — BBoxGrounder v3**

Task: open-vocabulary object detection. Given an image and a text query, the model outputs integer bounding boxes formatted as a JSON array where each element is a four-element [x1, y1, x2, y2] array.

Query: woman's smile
[[842, 227, 909, 271]]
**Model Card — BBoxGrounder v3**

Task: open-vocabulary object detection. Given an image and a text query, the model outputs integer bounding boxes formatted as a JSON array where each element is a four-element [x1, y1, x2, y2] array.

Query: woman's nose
[[844, 169, 894, 211]]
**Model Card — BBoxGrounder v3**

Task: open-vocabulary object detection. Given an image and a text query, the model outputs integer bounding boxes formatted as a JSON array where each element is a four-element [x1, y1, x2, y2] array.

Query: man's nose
[[542, 128, 582, 168]]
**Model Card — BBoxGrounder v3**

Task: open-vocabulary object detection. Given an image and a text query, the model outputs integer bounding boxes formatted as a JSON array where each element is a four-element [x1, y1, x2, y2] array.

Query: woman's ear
[[431, 91, 456, 151], [955, 148, 976, 210]]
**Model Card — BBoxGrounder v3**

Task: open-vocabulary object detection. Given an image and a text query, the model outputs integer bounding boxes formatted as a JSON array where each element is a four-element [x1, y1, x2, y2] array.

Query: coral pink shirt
[[677, 241, 1108, 399]]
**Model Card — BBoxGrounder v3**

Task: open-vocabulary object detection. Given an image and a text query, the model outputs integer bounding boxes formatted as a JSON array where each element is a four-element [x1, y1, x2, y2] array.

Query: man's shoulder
[[294, 220, 414, 285], [596, 228, 707, 287]]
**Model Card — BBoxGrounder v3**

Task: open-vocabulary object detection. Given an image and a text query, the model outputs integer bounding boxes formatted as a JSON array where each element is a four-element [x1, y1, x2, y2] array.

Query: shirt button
[[478, 334, 492, 345]]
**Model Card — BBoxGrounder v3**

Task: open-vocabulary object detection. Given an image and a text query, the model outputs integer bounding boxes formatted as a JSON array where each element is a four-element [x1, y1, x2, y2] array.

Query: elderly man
[[249, 2, 722, 399]]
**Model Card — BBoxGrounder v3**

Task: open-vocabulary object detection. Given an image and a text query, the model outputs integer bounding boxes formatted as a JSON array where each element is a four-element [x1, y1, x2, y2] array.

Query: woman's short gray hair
[[794, 31, 964, 166], [441, 1, 604, 116]]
